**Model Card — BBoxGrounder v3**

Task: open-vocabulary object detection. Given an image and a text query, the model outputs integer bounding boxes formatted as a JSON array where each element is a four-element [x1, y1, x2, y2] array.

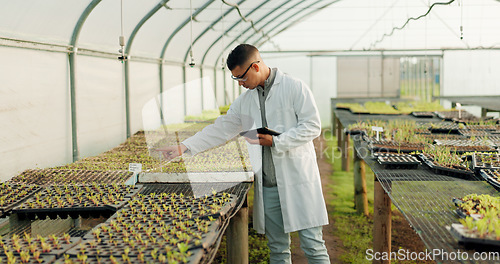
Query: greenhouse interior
[[1, 0, 500, 263]]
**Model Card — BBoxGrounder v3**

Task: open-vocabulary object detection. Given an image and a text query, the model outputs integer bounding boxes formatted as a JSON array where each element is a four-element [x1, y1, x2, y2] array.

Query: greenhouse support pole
[[354, 149, 368, 216], [214, 68, 218, 106], [183, 65, 187, 116], [68, 0, 102, 162], [341, 132, 350, 171], [227, 196, 249, 264], [124, 62, 131, 138], [200, 67, 204, 110], [123, 0, 170, 138], [373, 179, 391, 264]]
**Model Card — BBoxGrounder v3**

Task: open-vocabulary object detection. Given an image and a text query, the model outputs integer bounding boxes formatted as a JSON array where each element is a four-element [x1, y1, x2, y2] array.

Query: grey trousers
[[263, 186, 330, 264]]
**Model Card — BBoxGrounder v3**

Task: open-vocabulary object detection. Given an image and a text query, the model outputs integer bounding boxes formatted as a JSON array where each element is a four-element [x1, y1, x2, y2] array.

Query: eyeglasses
[[231, 61, 260, 81]]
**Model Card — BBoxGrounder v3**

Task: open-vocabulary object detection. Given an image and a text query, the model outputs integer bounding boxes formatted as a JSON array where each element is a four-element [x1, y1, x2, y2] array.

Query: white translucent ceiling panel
[[247, 0, 328, 48], [260, 0, 500, 51], [131, 7, 179, 58], [161, 0, 223, 63], [198, 0, 270, 66], [182, 1, 235, 65], [78, 0, 159, 53], [204, 0, 289, 66], [0, 0, 89, 44]]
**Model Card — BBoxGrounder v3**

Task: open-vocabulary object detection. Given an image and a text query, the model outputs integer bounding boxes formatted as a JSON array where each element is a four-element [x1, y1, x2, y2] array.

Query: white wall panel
[[185, 67, 202, 116], [215, 69, 226, 107], [311, 56, 337, 128], [0, 48, 70, 181], [129, 61, 160, 134], [202, 76, 217, 110], [161, 65, 184, 124], [76, 56, 126, 159], [443, 50, 500, 96]]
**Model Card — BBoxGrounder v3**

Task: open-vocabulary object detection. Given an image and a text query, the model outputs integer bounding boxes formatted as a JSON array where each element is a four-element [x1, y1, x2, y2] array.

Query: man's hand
[[244, 133, 273, 146], [155, 144, 187, 160]]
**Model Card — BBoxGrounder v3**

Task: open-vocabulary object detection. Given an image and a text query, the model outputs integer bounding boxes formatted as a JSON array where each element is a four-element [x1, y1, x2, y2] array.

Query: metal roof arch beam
[[123, 0, 170, 138], [213, 0, 306, 68], [68, 0, 102, 162], [254, 0, 342, 48], [200, 1, 270, 66]]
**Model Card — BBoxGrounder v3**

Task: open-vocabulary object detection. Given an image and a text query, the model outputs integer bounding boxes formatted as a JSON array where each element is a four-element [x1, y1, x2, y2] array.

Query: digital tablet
[[239, 127, 281, 139]]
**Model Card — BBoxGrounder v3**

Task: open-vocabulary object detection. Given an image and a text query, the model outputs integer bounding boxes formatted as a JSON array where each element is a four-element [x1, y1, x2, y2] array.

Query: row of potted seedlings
[[450, 194, 500, 246], [8, 170, 135, 186], [1, 190, 237, 263], [0, 183, 41, 218], [0, 233, 80, 264], [10, 184, 142, 220], [59, 191, 236, 263]]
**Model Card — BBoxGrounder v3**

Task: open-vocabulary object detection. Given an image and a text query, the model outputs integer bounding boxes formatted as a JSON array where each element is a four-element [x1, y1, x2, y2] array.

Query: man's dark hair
[[226, 44, 258, 71]]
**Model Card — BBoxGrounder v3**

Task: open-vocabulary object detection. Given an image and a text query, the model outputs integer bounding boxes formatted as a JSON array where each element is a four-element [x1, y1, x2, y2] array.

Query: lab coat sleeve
[[182, 102, 243, 155], [272, 79, 321, 153]]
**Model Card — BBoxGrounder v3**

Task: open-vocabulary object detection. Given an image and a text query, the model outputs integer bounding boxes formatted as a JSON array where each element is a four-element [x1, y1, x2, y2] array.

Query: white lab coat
[[182, 69, 329, 234]]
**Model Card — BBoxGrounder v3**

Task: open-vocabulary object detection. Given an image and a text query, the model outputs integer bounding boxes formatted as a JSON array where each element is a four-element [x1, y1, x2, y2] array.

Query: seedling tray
[[418, 154, 476, 180], [0, 254, 55, 264], [478, 169, 500, 191], [11, 184, 142, 220], [369, 141, 427, 153], [76, 218, 220, 255], [13, 205, 123, 220], [451, 198, 482, 220], [375, 154, 421, 169], [472, 153, 500, 170], [411, 111, 435, 118], [0, 184, 42, 217], [448, 223, 500, 247], [0, 237, 81, 258], [54, 248, 204, 264]]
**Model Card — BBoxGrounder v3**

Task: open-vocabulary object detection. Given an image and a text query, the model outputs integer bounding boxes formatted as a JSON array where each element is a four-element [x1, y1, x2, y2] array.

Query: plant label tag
[[371, 126, 384, 141], [129, 163, 142, 173]]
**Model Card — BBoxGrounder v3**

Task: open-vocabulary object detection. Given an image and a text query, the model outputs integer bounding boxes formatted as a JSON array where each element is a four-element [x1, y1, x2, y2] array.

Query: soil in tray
[[472, 153, 500, 169], [369, 140, 427, 153]]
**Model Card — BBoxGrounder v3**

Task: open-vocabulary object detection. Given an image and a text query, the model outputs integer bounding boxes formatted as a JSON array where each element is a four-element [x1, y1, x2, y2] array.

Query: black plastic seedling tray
[[411, 111, 435, 118], [11, 184, 142, 220], [375, 154, 421, 169], [0, 184, 42, 218], [0, 237, 81, 258], [478, 169, 500, 191], [418, 154, 476, 180], [472, 153, 500, 170], [54, 248, 204, 264], [0, 255, 55, 264], [448, 223, 500, 248]]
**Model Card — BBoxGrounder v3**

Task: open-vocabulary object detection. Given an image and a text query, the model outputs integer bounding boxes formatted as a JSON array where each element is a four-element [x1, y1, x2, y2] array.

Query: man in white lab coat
[[160, 44, 330, 263]]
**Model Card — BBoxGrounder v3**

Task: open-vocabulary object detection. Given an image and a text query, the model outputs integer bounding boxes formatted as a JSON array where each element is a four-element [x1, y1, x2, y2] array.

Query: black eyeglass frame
[[231, 61, 260, 81]]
